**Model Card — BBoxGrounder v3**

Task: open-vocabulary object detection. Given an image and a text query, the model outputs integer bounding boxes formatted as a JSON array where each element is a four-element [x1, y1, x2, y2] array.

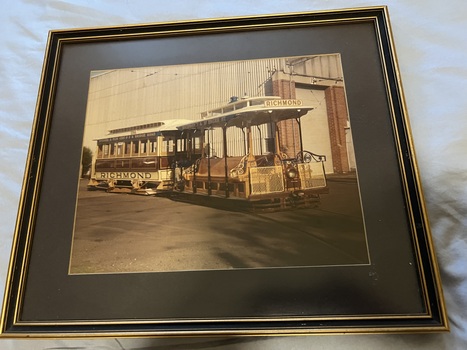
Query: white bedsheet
[[1, 1, 466, 349]]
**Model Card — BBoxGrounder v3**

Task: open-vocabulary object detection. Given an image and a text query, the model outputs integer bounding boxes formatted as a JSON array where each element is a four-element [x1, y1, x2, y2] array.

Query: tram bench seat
[[196, 156, 245, 177], [196, 154, 277, 178]]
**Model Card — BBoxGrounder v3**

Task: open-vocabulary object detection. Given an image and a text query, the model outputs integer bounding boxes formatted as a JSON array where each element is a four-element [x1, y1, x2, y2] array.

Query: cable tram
[[87, 119, 203, 194], [175, 96, 328, 210], [88, 96, 328, 210]]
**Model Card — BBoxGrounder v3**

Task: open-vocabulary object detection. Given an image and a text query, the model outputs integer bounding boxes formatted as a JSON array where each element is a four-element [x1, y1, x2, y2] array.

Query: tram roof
[[95, 118, 193, 142], [177, 97, 314, 130]]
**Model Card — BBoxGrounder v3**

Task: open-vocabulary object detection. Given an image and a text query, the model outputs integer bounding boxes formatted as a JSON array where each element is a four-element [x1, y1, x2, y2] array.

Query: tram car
[[88, 96, 328, 209], [87, 119, 203, 195], [175, 96, 328, 210]]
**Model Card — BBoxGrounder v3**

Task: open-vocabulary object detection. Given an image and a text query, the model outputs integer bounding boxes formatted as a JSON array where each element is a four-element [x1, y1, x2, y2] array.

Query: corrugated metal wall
[[83, 55, 343, 154]]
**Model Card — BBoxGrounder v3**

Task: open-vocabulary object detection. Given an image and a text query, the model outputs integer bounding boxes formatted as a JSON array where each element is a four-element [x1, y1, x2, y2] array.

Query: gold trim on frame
[[1, 6, 448, 338]]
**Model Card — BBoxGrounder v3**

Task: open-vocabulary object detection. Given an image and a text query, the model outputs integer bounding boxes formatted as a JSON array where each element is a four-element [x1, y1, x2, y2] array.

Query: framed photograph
[[1, 6, 448, 337]]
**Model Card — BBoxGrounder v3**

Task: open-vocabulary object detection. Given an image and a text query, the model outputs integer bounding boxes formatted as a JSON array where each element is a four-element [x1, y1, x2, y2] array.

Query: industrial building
[[83, 54, 355, 174]]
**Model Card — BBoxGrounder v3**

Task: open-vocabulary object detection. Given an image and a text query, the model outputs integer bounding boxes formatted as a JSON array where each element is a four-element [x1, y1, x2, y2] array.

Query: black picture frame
[[0, 6, 448, 337]]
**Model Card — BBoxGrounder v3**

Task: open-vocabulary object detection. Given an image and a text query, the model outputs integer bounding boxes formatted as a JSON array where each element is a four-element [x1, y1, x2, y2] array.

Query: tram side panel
[[88, 133, 181, 195], [181, 136, 328, 209]]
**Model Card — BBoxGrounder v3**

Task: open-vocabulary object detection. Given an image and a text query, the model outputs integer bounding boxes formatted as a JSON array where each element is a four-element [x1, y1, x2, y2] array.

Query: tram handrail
[[296, 150, 326, 163]]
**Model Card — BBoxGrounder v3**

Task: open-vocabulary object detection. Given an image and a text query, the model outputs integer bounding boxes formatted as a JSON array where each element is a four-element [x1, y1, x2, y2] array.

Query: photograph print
[[70, 54, 369, 274]]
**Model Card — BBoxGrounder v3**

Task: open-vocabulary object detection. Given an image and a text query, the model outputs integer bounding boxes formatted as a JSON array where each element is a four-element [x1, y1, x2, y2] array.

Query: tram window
[[140, 141, 147, 155], [194, 137, 201, 151], [101, 144, 109, 157], [133, 141, 139, 155], [116, 143, 124, 156], [162, 137, 174, 154], [149, 140, 157, 154], [177, 138, 184, 152], [124, 142, 131, 155], [169, 139, 174, 152]]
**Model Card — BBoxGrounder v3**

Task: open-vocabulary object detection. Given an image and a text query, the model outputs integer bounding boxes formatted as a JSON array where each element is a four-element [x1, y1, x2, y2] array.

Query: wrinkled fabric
[[1, 0, 466, 349]]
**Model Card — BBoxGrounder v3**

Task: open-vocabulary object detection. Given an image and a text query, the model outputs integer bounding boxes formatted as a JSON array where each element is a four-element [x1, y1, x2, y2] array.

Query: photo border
[[1, 6, 448, 337]]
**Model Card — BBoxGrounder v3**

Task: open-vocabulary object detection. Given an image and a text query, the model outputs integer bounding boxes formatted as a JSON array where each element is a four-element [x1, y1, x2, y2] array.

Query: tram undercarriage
[[87, 178, 173, 196]]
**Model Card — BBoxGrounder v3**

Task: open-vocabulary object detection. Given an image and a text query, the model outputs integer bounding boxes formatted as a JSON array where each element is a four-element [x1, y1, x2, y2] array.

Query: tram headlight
[[286, 167, 298, 179]]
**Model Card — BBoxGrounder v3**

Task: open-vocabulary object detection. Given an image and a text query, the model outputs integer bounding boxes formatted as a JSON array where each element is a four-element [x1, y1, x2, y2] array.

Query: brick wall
[[325, 86, 350, 173], [272, 79, 301, 157], [272, 79, 351, 173]]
